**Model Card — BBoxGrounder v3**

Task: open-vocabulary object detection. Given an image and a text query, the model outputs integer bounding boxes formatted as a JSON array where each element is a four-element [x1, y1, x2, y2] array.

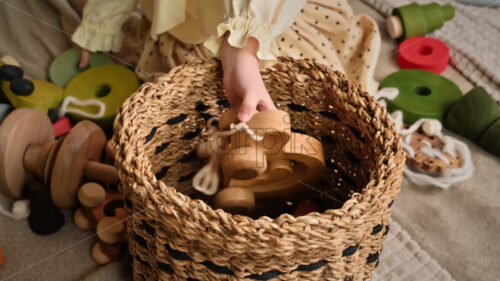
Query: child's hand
[[220, 36, 276, 122], [79, 49, 92, 69]]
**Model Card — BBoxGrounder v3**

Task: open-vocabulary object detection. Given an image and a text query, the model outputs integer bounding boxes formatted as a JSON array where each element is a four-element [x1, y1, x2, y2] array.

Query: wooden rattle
[[0, 108, 119, 208], [196, 109, 325, 212], [91, 217, 127, 265]]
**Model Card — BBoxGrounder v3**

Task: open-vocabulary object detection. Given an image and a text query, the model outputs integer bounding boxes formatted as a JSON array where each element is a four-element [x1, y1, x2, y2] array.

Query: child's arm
[[205, 0, 307, 122], [72, 0, 137, 67]]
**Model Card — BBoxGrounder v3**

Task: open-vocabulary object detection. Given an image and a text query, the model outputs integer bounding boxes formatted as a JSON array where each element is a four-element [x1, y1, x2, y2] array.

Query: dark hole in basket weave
[[195, 101, 210, 112], [187, 278, 200, 281], [142, 222, 155, 236], [349, 126, 363, 141], [319, 110, 340, 121], [371, 224, 383, 235], [321, 135, 336, 145], [155, 142, 170, 154], [155, 166, 169, 180], [246, 270, 283, 280], [137, 257, 151, 268], [291, 260, 327, 272], [179, 151, 197, 162], [182, 129, 202, 140], [342, 244, 359, 257], [134, 234, 148, 248], [325, 158, 336, 169], [145, 127, 158, 143], [217, 99, 230, 107], [376, 259, 380, 268], [367, 252, 379, 263], [345, 150, 360, 166], [166, 244, 191, 261], [388, 200, 395, 208], [166, 113, 188, 125], [348, 276, 354, 281], [201, 112, 214, 121], [178, 171, 196, 182], [292, 128, 307, 135], [201, 260, 234, 275], [287, 103, 310, 112], [125, 198, 133, 209], [383, 225, 390, 236], [158, 261, 173, 273]]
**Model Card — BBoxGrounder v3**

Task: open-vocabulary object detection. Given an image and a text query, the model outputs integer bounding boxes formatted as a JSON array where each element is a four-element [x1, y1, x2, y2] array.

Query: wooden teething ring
[[0, 108, 118, 208], [199, 109, 325, 211]]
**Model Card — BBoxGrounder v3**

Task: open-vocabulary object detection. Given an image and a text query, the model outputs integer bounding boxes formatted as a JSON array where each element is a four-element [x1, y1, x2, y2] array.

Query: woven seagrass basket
[[113, 57, 405, 281]]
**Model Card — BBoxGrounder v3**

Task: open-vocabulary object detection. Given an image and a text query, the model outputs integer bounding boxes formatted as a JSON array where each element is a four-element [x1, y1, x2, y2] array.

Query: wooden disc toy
[[2, 79, 63, 113], [0, 108, 118, 208], [398, 36, 449, 74], [49, 47, 114, 89], [198, 109, 326, 212], [380, 69, 462, 124], [63, 64, 139, 129]]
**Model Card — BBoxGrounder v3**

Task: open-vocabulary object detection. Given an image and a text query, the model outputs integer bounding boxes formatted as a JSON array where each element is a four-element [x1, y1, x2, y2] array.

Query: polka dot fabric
[[135, 0, 381, 94]]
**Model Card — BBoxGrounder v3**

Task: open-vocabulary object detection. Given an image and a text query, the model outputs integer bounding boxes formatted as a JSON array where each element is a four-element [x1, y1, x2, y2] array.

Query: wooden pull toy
[[386, 3, 454, 40], [195, 109, 325, 212], [92, 217, 127, 265], [0, 108, 119, 208]]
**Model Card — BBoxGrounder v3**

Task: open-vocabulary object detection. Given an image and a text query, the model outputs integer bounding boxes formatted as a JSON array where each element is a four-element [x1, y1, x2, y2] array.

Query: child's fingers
[[238, 96, 258, 122], [258, 95, 276, 111], [79, 50, 90, 69]]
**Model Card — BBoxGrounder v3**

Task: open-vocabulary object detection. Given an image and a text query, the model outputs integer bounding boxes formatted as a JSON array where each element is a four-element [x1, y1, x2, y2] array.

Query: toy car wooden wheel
[[51, 121, 107, 208], [0, 108, 54, 198]]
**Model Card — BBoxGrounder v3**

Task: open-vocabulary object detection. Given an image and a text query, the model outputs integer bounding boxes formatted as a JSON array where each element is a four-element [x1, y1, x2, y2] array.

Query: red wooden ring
[[397, 36, 449, 74], [53, 117, 72, 138]]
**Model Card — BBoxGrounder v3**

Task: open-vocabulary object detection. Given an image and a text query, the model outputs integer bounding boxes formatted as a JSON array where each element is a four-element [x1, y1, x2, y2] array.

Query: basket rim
[[113, 57, 405, 234]]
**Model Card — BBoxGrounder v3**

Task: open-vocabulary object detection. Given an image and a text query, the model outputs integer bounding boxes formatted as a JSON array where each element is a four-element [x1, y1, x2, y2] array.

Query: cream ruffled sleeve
[[71, 0, 137, 52], [204, 0, 307, 60]]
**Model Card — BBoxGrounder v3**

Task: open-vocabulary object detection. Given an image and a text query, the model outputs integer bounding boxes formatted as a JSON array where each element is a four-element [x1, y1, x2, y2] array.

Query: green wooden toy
[[386, 2, 455, 40], [380, 69, 462, 124], [49, 48, 113, 89], [445, 87, 500, 141], [63, 64, 139, 129], [479, 118, 500, 157], [2, 79, 63, 113]]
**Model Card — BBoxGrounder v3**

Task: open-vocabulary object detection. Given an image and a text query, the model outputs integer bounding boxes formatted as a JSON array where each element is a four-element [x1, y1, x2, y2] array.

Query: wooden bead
[[96, 217, 125, 243], [73, 208, 92, 230], [386, 16, 403, 39], [78, 182, 106, 208], [79, 191, 125, 229], [91, 242, 113, 265]]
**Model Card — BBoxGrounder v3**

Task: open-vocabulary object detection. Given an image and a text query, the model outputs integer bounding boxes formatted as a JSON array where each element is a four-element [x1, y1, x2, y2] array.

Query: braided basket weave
[[113, 57, 405, 281]]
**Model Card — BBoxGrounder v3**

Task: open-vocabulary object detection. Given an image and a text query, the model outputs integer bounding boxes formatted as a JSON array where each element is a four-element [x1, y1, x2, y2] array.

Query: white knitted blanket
[[361, 0, 500, 103]]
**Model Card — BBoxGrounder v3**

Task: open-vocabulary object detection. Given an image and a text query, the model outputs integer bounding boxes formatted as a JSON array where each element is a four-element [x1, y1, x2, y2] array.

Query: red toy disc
[[397, 36, 449, 74], [53, 117, 72, 138]]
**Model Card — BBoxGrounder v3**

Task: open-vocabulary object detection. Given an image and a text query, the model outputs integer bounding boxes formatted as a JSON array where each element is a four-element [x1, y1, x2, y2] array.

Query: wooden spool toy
[[386, 2, 455, 40], [73, 182, 126, 230], [380, 69, 462, 124], [0, 108, 119, 208], [197, 109, 325, 212], [63, 64, 139, 130]]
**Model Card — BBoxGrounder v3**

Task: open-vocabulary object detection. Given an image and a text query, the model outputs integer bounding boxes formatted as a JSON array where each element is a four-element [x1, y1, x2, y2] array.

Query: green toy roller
[[386, 2, 455, 40], [62, 64, 139, 130], [380, 69, 462, 124], [479, 118, 500, 157], [445, 87, 500, 141]]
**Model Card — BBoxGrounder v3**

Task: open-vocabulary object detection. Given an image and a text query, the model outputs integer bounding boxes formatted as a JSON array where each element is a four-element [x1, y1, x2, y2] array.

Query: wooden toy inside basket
[[113, 57, 405, 281]]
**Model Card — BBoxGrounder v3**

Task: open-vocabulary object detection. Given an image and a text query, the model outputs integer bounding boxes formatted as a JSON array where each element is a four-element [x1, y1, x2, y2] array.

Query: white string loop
[[58, 96, 106, 119]]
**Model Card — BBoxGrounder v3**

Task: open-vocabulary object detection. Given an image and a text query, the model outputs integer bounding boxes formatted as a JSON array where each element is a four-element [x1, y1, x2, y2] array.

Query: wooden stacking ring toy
[[2, 79, 63, 113], [380, 69, 462, 124], [398, 36, 449, 73], [198, 109, 326, 212], [0, 108, 119, 208], [49, 47, 113, 88], [63, 64, 139, 129]]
